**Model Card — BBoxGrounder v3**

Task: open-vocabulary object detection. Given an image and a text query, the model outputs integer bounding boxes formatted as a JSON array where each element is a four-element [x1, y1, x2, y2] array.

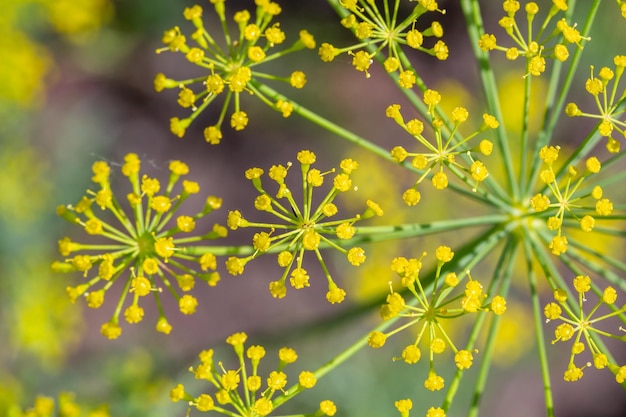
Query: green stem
[[445, 236, 517, 414], [251, 80, 509, 209], [459, 0, 517, 201], [523, 237, 555, 417], [519, 63, 532, 194], [526, 0, 601, 194], [184, 213, 509, 256]]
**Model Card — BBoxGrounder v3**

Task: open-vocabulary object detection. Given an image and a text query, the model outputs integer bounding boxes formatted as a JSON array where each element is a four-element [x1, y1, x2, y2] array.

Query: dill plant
[[47, 0, 626, 416]]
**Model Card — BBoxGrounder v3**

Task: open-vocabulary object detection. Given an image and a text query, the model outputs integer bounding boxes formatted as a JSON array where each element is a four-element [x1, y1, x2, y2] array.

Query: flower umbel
[[368, 247, 505, 403], [530, 146, 614, 256], [319, 0, 447, 78], [18, 391, 109, 417], [53, 154, 227, 338], [225, 150, 382, 303], [479, 0, 588, 76], [154, 1, 316, 140], [544, 274, 626, 383], [387, 92, 497, 202], [171, 332, 333, 417], [565, 56, 626, 153]]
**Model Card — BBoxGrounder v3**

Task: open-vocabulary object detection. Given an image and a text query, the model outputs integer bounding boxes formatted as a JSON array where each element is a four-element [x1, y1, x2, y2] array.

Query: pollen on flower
[[490, 295, 507, 315], [368, 331, 387, 348], [402, 188, 421, 206], [299, 371, 317, 388], [279, 347, 298, 364], [320, 400, 337, 416], [319, 43, 339, 62], [394, 399, 412, 414], [432, 171, 448, 189], [397, 345, 421, 366], [424, 372, 445, 391], [426, 407, 446, 417], [454, 350, 474, 370], [435, 246, 454, 263], [326, 284, 347, 304]]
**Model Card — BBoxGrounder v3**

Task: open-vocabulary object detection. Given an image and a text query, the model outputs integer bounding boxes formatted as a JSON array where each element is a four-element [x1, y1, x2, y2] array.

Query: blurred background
[[1, 0, 625, 416]]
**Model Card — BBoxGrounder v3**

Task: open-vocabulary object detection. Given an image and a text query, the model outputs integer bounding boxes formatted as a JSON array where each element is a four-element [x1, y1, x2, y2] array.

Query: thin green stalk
[[519, 64, 532, 193], [314, 0, 510, 205], [529, 233, 626, 389], [562, 239, 626, 293], [526, 0, 601, 193], [523, 237, 555, 417], [251, 81, 509, 209], [272, 300, 399, 409], [444, 237, 517, 413], [274, 227, 510, 409], [460, 0, 517, 201], [185, 213, 508, 256]]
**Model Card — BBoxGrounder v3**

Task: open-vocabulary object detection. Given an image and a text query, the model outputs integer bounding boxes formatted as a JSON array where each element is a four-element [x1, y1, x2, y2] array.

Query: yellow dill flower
[[52, 154, 226, 338], [40, 0, 114, 38], [154, 1, 316, 139], [19, 392, 109, 417], [0, 29, 52, 109], [545, 274, 626, 383], [319, 0, 447, 77], [173, 332, 332, 417], [565, 57, 626, 153], [394, 398, 412, 417], [225, 150, 382, 303], [531, 148, 614, 256], [387, 93, 496, 200], [371, 247, 503, 388], [480, 1, 587, 76]]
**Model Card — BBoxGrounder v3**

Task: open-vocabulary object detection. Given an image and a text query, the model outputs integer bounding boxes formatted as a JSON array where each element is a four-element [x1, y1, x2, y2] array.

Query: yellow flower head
[[546, 274, 626, 382], [320, 0, 446, 76], [174, 333, 328, 417], [53, 154, 226, 337], [225, 150, 381, 302], [154, 0, 315, 139]]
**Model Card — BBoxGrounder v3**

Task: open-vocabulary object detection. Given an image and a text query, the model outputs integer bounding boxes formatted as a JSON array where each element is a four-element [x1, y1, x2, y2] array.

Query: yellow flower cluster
[[544, 274, 626, 383], [319, 0, 447, 78], [387, 90, 497, 204], [154, 1, 316, 140], [565, 55, 626, 153], [367, 246, 506, 409], [529, 146, 613, 256], [478, 0, 587, 76], [17, 392, 109, 417], [394, 398, 446, 417], [170, 332, 337, 417], [52, 154, 227, 338], [225, 150, 383, 303]]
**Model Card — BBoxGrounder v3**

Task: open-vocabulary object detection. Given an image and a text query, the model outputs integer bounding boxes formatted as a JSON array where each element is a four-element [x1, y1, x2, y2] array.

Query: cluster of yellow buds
[[319, 0, 447, 79], [387, 89, 497, 204], [529, 146, 613, 256], [170, 332, 337, 416], [544, 274, 626, 383], [18, 392, 109, 417], [395, 398, 446, 417], [225, 150, 383, 303], [565, 55, 626, 153], [52, 154, 227, 338], [478, 0, 587, 76], [154, 1, 316, 140], [367, 246, 506, 409]]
